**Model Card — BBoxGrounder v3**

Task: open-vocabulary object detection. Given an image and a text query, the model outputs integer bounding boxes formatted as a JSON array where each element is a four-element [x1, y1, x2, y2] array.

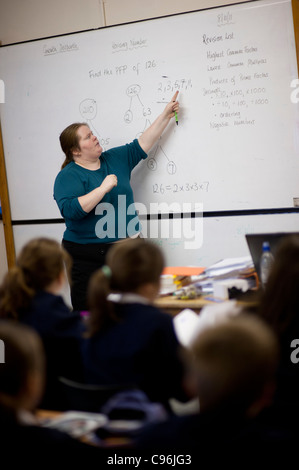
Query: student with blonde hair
[[81, 237, 189, 408], [136, 314, 296, 458], [0, 237, 85, 409]]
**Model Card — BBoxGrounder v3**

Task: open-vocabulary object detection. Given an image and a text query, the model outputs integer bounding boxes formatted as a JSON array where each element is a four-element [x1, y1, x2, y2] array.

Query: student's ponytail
[[0, 267, 35, 320], [85, 238, 165, 337], [85, 267, 116, 337], [0, 237, 71, 320]]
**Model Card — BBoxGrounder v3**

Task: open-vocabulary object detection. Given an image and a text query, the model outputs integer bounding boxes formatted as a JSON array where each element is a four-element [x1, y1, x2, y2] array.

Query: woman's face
[[76, 125, 102, 159]]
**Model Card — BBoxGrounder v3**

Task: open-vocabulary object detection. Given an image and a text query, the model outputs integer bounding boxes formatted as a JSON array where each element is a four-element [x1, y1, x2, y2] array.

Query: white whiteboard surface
[[0, 0, 299, 221], [12, 212, 299, 267], [142, 212, 299, 267]]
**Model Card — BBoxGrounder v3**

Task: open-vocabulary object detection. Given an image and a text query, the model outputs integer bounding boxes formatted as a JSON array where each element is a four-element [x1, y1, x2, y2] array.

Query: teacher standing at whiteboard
[[54, 91, 179, 311]]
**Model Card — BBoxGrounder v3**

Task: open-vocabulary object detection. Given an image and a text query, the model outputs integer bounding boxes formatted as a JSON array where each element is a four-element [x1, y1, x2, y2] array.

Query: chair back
[[58, 376, 136, 412]]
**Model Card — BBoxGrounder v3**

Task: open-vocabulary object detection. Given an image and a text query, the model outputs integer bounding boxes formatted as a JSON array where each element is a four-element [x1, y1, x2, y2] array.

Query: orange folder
[[162, 266, 206, 276]]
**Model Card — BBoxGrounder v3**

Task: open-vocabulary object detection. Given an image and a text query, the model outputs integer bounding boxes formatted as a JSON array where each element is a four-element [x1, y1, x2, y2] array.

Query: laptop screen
[[245, 232, 299, 280]]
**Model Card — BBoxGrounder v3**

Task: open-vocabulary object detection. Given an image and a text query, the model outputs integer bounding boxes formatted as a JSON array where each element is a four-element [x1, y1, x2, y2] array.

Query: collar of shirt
[[107, 292, 150, 305]]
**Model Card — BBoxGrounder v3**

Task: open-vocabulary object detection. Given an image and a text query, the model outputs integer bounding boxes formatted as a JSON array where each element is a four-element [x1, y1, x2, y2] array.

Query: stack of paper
[[193, 256, 256, 296], [203, 256, 254, 279], [173, 301, 242, 347]]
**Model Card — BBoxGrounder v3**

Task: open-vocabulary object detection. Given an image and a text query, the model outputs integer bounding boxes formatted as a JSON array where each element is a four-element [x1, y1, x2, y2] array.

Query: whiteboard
[[0, 0, 299, 221], [12, 212, 299, 267]]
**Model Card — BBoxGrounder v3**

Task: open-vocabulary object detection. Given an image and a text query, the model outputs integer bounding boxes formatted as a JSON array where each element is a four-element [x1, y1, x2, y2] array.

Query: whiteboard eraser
[[212, 279, 249, 300], [293, 197, 299, 207]]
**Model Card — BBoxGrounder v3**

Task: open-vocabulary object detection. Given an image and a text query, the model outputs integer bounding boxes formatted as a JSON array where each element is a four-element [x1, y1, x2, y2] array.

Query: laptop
[[245, 232, 299, 280]]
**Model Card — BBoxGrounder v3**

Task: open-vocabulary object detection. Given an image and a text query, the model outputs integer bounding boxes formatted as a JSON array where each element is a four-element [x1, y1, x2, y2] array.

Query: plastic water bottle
[[260, 241, 274, 287]]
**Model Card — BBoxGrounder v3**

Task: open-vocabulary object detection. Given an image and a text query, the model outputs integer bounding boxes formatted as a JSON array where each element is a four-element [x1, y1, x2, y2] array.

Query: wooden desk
[[154, 295, 215, 316], [36, 409, 138, 448], [154, 292, 259, 316]]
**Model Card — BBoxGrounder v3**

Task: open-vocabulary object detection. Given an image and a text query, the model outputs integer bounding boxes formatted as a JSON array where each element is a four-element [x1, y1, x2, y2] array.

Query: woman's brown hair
[[59, 122, 87, 169], [0, 237, 72, 320], [85, 238, 165, 336]]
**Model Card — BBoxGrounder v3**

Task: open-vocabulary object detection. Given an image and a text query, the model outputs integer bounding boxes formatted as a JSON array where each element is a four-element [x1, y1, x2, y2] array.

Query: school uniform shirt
[[19, 290, 86, 409], [81, 294, 188, 406], [135, 407, 298, 462]]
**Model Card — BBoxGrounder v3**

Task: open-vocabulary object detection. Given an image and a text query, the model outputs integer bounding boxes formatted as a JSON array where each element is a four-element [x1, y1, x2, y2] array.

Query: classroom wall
[[0, 0, 105, 45], [0, 0, 251, 46], [101, 0, 251, 26]]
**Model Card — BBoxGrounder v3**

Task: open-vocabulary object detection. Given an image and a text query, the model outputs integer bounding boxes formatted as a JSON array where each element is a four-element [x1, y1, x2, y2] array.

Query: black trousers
[[62, 239, 115, 312]]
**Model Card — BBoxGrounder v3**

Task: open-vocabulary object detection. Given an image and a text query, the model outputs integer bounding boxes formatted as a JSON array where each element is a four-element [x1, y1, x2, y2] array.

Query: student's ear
[[22, 371, 44, 411], [182, 366, 199, 400], [138, 282, 160, 301], [149, 281, 161, 298], [179, 348, 199, 400], [247, 380, 276, 418]]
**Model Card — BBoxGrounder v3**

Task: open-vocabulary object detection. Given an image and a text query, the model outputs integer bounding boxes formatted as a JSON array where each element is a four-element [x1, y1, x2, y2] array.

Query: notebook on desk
[[245, 232, 299, 280]]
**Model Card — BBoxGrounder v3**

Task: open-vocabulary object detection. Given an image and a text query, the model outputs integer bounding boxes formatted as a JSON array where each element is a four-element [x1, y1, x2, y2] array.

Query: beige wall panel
[[0, 0, 105, 45], [103, 0, 251, 25]]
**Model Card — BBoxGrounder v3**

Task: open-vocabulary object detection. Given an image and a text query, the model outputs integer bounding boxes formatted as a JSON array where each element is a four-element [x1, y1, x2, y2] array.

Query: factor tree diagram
[[124, 84, 177, 175]]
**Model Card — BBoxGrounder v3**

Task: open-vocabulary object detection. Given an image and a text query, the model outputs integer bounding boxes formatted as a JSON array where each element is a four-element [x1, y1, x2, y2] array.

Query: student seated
[[0, 320, 107, 463], [135, 313, 296, 460], [0, 237, 85, 409], [81, 238, 190, 408], [256, 234, 299, 430]]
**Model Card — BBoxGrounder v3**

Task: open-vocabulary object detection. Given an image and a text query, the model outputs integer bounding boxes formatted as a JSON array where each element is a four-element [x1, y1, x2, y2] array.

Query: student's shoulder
[[126, 302, 170, 316], [136, 413, 199, 452], [33, 291, 70, 312], [29, 292, 83, 329], [126, 303, 174, 328]]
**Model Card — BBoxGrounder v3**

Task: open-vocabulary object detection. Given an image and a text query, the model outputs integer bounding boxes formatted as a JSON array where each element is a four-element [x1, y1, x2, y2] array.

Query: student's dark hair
[[257, 234, 299, 337], [187, 314, 279, 413], [0, 320, 45, 419], [0, 237, 71, 320], [59, 122, 87, 169], [85, 238, 165, 336]]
